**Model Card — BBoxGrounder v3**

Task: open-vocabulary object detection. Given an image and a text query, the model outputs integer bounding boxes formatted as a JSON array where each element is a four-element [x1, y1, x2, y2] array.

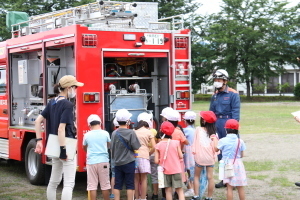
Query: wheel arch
[[21, 131, 36, 161]]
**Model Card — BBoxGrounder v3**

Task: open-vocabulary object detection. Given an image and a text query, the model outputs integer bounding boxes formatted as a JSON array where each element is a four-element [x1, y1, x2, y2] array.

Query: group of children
[[82, 107, 247, 200]]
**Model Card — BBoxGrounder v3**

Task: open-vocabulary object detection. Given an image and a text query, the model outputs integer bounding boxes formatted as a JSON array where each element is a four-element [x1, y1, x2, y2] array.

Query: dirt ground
[[221, 133, 300, 200], [1, 133, 300, 200]]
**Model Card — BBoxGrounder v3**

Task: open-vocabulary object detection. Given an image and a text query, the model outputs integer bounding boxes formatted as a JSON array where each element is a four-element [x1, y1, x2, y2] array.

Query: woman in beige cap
[[34, 75, 83, 200]]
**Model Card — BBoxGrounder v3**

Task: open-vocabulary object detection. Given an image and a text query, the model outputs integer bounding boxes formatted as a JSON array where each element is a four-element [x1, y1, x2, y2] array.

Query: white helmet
[[213, 69, 229, 80]]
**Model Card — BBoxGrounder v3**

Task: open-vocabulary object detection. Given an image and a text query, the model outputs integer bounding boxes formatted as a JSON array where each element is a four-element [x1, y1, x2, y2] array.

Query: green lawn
[[192, 101, 300, 134]]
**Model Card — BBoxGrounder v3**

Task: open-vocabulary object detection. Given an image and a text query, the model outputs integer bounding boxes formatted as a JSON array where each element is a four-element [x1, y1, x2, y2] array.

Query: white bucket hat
[[165, 109, 181, 121], [137, 112, 153, 128], [183, 111, 196, 121], [160, 107, 173, 118], [113, 117, 119, 127], [115, 109, 132, 122]]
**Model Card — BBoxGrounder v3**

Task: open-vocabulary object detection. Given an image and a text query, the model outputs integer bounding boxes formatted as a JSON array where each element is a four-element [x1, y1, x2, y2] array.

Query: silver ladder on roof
[[11, 1, 138, 37]]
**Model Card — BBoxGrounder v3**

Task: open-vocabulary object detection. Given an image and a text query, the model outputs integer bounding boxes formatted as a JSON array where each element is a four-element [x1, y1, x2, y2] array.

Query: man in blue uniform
[[209, 69, 240, 188]]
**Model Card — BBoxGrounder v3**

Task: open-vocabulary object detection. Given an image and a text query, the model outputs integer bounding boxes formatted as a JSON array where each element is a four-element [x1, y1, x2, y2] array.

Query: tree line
[[0, 0, 299, 97]]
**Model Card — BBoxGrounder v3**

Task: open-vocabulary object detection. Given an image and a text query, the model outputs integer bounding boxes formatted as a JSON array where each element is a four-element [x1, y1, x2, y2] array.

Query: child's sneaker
[[204, 198, 213, 200], [151, 194, 158, 200], [109, 194, 115, 199], [184, 189, 195, 197], [190, 196, 200, 200]]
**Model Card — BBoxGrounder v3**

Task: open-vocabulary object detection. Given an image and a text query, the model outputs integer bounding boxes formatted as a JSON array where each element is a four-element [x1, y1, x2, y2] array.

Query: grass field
[[192, 101, 300, 134]]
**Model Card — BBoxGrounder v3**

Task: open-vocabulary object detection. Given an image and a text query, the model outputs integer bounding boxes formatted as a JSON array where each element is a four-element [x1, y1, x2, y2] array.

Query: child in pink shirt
[[155, 121, 184, 200], [192, 111, 218, 200]]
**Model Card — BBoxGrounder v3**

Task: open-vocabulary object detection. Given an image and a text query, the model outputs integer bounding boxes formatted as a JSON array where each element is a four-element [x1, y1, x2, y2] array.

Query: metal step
[[0, 138, 9, 159]]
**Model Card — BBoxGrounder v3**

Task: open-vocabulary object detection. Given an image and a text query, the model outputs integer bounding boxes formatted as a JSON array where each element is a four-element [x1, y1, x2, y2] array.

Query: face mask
[[213, 81, 223, 89], [68, 87, 76, 98]]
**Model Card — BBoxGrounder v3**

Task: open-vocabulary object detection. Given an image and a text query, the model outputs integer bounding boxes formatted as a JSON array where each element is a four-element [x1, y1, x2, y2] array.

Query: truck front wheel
[[25, 139, 45, 185]]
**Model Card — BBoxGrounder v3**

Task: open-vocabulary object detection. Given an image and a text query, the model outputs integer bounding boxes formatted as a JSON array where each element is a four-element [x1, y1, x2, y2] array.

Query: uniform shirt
[[134, 127, 154, 159], [209, 85, 240, 121], [217, 134, 246, 159], [183, 125, 195, 146], [41, 98, 75, 138], [155, 140, 182, 175], [83, 129, 111, 165], [111, 128, 141, 166]]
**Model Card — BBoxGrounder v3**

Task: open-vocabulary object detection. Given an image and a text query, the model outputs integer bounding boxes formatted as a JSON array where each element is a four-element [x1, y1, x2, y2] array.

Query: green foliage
[[0, 0, 95, 41], [252, 83, 266, 95], [277, 82, 290, 96], [191, 60, 212, 94], [293, 83, 300, 97], [194, 0, 300, 97]]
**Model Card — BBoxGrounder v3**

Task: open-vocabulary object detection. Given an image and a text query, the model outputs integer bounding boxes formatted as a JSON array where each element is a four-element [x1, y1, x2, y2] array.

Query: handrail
[[158, 14, 184, 30]]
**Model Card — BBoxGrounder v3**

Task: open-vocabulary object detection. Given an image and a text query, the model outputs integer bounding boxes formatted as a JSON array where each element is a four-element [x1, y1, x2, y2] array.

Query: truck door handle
[[3, 109, 7, 114], [20, 47, 29, 50]]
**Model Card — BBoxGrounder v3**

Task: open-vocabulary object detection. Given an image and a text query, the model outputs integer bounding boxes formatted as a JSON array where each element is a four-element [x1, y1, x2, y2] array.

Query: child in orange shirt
[[192, 111, 218, 200]]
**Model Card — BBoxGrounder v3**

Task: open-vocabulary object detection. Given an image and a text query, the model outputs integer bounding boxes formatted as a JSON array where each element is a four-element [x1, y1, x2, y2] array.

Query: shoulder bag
[[224, 138, 240, 178]]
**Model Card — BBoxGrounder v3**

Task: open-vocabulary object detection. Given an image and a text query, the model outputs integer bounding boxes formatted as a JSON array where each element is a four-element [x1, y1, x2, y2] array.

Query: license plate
[[144, 33, 164, 45]]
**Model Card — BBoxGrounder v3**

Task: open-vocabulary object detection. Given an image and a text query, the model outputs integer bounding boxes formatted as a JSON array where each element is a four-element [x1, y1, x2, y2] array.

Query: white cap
[[165, 109, 181, 121], [137, 112, 153, 128], [115, 109, 132, 122], [160, 107, 173, 118], [183, 111, 196, 121], [113, 117, 119, 127], [87, 114, 101, 125]]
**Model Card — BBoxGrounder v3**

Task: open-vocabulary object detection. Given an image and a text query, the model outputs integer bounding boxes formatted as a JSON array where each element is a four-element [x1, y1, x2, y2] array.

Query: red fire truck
[[0, 1, 192, 185]]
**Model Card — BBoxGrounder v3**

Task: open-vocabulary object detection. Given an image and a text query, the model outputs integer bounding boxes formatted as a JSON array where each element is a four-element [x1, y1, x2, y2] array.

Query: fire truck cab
[[0, 1, 192, 185]]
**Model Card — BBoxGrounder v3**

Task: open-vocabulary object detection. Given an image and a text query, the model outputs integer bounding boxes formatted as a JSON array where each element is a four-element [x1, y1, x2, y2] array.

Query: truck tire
[[25, 139, 45, 185]]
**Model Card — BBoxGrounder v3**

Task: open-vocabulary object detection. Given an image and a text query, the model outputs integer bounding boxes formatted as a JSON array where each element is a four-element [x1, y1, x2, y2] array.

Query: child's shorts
[[150, 155, 158, 184], [195, 162, 214, 168], [87, 162, 111, 191], [135, 157, 151, 174], [164, 173, 183, 188], [114, 161, 135, 190]]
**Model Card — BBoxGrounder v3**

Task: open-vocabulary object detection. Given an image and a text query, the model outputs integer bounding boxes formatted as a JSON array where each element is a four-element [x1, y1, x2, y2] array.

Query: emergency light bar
[[83, 92, 100, 103]]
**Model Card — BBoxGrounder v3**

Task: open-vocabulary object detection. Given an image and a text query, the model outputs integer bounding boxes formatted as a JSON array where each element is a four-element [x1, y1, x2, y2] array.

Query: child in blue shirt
[[182, 111, 196, 197], [83, 114, 111, 200], [215, 119, 247, 200]]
